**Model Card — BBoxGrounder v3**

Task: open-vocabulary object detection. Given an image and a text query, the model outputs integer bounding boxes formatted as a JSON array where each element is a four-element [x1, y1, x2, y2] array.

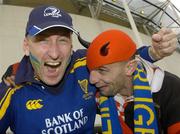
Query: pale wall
[[0, 5, 180, 78]]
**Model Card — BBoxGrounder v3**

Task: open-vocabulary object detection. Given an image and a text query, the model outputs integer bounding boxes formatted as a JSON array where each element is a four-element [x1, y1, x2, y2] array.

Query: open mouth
[[44, 62, 62, 68]]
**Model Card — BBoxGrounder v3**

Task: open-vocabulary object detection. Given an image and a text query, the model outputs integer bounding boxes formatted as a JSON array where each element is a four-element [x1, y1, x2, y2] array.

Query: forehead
[[38, 27, 72, 36], [100, 62, 126, 69]]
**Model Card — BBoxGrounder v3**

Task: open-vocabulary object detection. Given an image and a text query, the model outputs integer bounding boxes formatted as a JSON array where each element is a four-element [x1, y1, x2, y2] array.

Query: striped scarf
[[99, 96, 123, 134], [99, 63, 158, 134], [133, 64, 158, 134]]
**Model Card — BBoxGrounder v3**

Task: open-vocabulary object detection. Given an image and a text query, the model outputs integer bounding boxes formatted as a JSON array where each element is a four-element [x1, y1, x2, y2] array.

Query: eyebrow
[[98, 66, 110, 71], [31, 32, 71, 42]]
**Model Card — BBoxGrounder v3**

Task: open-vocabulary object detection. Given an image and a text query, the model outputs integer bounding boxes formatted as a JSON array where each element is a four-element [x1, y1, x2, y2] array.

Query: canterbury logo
[[26, 99, 43, 110]]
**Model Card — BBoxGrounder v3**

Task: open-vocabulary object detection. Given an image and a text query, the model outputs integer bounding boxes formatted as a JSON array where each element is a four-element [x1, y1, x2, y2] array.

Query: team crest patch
[[78, 79, 93, 100], [44, 6, 61, 18], [26, 99, 43, 110]]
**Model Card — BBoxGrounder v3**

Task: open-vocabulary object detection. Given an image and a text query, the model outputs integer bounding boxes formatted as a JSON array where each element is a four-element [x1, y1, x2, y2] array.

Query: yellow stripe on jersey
[[75, 57, 86, 62], [0, 85, 22, 119], [70, 57, 87, 73]]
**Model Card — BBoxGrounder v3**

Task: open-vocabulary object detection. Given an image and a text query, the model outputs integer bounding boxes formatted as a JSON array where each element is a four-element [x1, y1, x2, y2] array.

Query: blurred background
[[1, 0, 180, 38]]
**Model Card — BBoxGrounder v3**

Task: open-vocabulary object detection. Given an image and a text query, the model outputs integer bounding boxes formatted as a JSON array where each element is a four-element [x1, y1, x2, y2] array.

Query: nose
[[89, 70, 100, 84], [48, 43, 60, 60]]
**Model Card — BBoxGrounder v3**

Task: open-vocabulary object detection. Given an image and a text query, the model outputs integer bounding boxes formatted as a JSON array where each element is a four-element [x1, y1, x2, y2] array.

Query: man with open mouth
[[0, 5, 177, 134]]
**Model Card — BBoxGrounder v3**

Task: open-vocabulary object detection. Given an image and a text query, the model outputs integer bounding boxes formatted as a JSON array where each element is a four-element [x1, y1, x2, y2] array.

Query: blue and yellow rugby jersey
[[0, 49, 97, 134]]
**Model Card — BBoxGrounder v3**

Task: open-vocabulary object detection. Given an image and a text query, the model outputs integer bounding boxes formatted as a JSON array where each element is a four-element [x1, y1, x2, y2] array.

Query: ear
[[23, 38, 30, 56], [125, 59, 137, 76], [71, 44, 73, 54]]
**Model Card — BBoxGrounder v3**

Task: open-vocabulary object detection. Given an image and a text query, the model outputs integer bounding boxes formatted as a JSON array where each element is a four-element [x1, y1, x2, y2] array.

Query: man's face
[[89, 62, 131, 96], [24, 28, 72, 85]]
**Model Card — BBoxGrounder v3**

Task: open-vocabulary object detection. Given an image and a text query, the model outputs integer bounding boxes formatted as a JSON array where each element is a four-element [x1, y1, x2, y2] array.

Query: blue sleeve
[[0, 82, 11, 133], [0, 111, 11, 133], [137, 46, 156, 63]]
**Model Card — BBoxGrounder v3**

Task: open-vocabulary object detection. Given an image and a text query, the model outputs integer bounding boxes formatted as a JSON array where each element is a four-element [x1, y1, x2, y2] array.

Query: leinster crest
[[78, 79, 93, 100]]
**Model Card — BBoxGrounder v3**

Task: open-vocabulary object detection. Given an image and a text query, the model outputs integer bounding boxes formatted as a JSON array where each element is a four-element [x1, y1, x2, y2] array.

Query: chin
[[43, 76, 63, 86], [100, 91, 114, 97], [43, 80, 59, 86], [101, 86, 116, 96]]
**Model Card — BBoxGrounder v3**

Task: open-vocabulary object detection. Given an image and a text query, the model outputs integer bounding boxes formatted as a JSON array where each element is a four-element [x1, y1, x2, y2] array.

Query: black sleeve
[[153, 71, 180, 133]]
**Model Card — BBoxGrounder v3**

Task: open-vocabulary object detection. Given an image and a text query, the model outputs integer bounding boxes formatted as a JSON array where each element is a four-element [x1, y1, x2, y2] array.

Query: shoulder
[[161, 71, 180, 92], [73, 49, 87, 58], [162, 71, 180, 98], [70, 49, 88, 73], [153, 71, 180, 108], [154, 71, 180, 94], [0, 84, 23, 120], [164, 71, 180, 83]]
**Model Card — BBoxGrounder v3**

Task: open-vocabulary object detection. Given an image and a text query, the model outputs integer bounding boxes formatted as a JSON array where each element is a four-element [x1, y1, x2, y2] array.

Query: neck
[[118, 88, 133, 98], [118, 76, 133, 97]]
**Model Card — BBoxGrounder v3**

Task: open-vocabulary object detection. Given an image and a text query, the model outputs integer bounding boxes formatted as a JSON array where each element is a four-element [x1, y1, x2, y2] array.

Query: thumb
[[152, 34, 162, 42]]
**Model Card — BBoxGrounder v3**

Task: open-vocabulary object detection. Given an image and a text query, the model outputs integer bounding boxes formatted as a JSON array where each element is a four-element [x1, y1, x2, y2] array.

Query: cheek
[[110, 73, 119, 82], [115, 73, 126, 87], [29, 53, 42, 72], [30, 45, 48, 60], [28, 46, 46, 70], [60, 45, 72, 57], [102, 76, 112, 84]]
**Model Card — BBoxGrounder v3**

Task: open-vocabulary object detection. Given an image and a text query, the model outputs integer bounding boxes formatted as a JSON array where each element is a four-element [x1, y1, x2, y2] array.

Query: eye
[[39, 39, 49, 45], [97, 68, 108, 75], [33, 36, 49, 45], [57, 37, 70, 45]]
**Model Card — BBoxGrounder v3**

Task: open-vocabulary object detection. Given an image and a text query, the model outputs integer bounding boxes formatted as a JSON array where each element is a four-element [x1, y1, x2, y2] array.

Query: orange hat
[[87, 29, 137, 71]]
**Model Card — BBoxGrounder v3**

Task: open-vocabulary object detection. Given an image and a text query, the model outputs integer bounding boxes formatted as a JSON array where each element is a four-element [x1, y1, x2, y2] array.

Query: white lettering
[[52, 117, 59, 126], [73, 111, 81, 119], [45, 119, 51, 128], [73, 121, 80, 130], [78, 118, 84, 126], [47, 128, 53, 134], [64, 113, 72, 122], [41, 129, 46, 134], [84, 116, 88, 124], [57, 115, 65, 123], [54, 126, 63, 134], [60, 124, 68, 133], [42, 108, 89, 134], [68, 123, 75, 132]]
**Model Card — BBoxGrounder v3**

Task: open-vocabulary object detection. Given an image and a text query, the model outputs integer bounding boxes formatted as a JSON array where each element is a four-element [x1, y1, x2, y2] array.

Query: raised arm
[[149, 28, 177, 60]]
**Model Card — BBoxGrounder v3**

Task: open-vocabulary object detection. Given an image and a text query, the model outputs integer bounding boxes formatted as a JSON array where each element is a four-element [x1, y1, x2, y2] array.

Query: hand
[[149, 28, 177, 60]]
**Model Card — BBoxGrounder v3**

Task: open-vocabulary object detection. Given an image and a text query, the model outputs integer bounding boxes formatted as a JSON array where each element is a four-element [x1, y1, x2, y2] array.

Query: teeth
[[47, 62, 59, 66], [44, 62, 61, 68]]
